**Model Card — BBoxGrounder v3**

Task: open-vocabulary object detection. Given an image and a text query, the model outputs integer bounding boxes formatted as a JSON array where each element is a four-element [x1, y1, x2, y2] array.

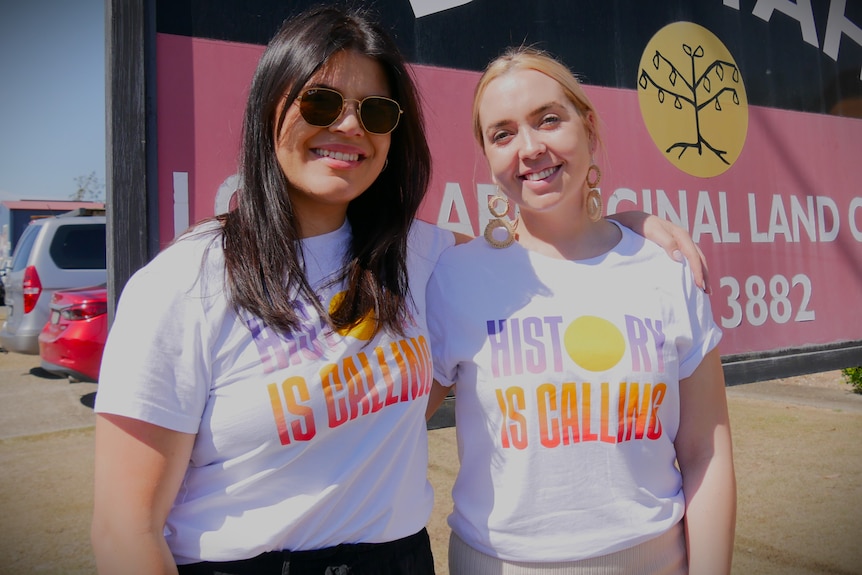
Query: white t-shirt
[[427, 223, 721, 562], [95, 219, 453, 564]]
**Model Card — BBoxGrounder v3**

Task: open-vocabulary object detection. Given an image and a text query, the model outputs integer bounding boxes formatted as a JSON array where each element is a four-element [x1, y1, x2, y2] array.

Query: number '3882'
[[718, 274, 815, 328]]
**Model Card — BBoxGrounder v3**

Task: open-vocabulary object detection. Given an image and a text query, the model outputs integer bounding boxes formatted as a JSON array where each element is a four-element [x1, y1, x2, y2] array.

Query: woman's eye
[[540, 115, 561, 127], [491, 130, 512, 143]]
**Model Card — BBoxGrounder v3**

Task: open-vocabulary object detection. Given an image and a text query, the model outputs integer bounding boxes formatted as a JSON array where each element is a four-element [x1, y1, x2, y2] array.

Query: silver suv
[[0, 210, 106, 354]]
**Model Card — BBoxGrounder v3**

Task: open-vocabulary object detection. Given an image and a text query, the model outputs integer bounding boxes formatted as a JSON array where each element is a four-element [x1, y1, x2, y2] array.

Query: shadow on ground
[[81, 392, 96, 409]]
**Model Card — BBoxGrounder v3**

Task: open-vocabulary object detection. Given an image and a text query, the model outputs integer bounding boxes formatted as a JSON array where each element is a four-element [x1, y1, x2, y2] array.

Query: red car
[[38, 284, 108, 383]]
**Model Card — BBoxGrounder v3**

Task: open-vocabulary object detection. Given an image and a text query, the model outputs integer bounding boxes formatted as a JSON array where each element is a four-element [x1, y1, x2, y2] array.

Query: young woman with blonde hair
[[428, 47, 736, 574]]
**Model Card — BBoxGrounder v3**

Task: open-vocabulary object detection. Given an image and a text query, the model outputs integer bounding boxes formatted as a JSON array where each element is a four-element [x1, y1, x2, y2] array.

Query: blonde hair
[[472, 46, 602, 152]]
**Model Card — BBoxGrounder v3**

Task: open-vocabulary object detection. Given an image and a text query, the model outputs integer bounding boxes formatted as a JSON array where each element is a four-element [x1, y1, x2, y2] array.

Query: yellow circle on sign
[[329, 291, 377, 341], [637, 22, 748, 177], [564, 316, 626, 372]]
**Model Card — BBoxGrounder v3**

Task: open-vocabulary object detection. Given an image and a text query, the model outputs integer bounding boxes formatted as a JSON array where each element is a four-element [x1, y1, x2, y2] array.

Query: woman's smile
[[520, 165, 561, 182], [312, 147, 363, 163]]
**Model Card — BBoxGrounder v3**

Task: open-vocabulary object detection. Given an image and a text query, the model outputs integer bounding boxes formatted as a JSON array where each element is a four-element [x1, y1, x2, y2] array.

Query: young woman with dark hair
[[92, 7, 442, 574]]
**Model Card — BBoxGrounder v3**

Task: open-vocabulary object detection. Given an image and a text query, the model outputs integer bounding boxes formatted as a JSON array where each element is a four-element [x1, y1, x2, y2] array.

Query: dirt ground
[[1, 344, 861, 574]]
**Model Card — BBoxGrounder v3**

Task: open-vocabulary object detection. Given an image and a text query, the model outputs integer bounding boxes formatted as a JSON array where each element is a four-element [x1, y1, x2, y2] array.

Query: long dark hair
[[219, 5, 431, 336]]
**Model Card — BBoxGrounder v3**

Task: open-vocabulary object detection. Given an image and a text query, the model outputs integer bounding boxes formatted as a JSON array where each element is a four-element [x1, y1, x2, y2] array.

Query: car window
[[11, 224, 41, 272], [49, 224, 107, 270]]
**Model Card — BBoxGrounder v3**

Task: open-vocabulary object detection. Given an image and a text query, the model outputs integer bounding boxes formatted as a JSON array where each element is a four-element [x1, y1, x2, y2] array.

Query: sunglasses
[[296, 87, 403, 135]]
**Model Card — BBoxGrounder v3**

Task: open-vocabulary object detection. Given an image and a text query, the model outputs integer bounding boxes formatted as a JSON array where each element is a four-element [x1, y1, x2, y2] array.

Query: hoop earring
[[382, 158, 389, 171], [484, 195, 517, 248], [586, 164, 603, 223]]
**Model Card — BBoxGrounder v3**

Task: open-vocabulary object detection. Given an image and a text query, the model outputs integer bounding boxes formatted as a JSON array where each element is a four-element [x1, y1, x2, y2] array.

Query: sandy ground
[[1, 338, 861, 574]]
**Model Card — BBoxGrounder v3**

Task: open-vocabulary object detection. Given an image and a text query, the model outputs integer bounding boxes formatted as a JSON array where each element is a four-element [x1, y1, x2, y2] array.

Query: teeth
[[316, 149, 360, 162], [523, 167, 556, 181]]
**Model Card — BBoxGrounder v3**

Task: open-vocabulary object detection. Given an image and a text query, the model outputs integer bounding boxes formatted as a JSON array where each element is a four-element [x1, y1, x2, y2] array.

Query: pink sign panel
[[156, 33, 862, 358]]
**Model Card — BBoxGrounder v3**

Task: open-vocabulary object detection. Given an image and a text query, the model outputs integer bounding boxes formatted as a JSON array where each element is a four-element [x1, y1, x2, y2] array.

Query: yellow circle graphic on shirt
[[564, 316, 626, 372], [637, 21, 748, 177], [329, 291, 376, 341]]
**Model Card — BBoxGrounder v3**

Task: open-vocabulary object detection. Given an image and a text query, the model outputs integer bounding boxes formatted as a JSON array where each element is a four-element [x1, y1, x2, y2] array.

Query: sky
[[0, 0, 105, 202]]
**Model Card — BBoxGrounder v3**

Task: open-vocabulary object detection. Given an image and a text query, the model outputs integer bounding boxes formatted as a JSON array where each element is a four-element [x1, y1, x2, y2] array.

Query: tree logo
[[638, 22, 748, 178]]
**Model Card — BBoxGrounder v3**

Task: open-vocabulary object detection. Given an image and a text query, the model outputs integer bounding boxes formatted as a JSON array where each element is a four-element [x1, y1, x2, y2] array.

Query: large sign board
[[134, 0, 862, 382]]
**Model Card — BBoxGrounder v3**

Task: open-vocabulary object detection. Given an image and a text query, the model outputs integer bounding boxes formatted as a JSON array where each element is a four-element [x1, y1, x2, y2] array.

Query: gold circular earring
[[484, 195, 517, 248], [586, 164, 603, 223], [586, 163, 601, 188]]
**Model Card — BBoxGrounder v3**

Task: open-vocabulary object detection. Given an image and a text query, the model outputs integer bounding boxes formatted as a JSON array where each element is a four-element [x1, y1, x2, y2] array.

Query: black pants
[[177, 528, 435, 575]]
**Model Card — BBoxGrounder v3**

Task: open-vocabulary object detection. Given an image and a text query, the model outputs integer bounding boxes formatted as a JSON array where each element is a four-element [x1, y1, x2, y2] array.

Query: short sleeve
[[677, 258, 722, 380], [94, 232, 224, 433]]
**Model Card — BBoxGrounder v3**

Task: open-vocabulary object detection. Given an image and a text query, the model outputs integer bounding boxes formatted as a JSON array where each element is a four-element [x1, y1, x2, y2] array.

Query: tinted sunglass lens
[[299, 89, 400, 133], [300, 89, 342, 126], [362, 98, 401, 134]]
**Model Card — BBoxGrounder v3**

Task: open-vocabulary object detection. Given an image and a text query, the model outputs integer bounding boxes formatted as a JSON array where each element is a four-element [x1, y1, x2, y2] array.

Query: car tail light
[[61, 301, 108, 321], [22, 265, 42, 314]]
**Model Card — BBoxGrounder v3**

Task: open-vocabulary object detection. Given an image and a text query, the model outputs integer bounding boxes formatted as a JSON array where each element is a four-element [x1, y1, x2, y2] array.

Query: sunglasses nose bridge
[[341, 97, 362, 111], [332, 97, 365, 130]]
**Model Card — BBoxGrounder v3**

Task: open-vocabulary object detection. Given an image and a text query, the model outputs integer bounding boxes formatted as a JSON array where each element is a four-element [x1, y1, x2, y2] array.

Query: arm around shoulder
[[608, 211, 710, 293], [91, 414, 196, 575]]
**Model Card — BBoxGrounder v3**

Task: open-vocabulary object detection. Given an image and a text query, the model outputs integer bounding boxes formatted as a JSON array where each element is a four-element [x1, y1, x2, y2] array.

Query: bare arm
[[608, 211, 710, 293], [675, 349, 736, 575], [426, 380, 454, 421], [92, 414, 196, 575]]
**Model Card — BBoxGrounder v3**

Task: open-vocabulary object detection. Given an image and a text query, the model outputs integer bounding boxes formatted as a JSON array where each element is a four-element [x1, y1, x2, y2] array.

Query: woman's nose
[[518, 130, 546, 159], [330, 99, 365, 135]]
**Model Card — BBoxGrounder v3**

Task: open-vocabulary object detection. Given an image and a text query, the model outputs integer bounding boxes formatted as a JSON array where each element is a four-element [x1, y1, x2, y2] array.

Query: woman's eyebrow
[[484, 101, 561, 133], [529, 101, 562, 116]]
